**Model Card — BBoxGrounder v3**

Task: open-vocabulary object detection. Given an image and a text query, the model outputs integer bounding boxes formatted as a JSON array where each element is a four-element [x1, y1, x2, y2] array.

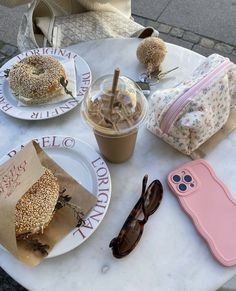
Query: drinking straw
[[112, 68, 120, 94], [110, 68, 120, 111]]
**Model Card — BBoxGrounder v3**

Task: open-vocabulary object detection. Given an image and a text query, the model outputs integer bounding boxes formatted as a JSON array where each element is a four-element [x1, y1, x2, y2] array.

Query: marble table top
[[0, 38, 236, 291]]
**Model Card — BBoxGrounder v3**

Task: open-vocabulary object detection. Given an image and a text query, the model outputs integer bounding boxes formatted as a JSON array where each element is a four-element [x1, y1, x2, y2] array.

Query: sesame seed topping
[[9, 55, 66, 104], [15, 168, 59, 236]]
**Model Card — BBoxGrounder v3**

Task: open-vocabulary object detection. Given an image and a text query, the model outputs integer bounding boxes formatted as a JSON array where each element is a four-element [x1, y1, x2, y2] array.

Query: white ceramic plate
[[0, 135, 111, 258], [0, 48, 92, 120]]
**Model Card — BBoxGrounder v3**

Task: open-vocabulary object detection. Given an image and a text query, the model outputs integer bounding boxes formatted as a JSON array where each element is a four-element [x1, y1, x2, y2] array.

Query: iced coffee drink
[[81, 73, 148, 163]]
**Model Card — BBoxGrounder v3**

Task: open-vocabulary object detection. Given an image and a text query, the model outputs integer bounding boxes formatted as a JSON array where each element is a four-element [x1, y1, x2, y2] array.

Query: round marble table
[[1, 38, 236, 291]]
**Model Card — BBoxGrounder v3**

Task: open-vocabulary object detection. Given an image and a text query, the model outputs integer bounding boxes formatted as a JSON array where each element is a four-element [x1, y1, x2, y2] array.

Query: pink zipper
[[160, 59, 233, 134]]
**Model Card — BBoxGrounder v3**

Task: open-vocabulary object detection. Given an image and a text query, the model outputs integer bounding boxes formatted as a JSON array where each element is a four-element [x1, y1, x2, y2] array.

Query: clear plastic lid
[[81, 75, 148, 135]]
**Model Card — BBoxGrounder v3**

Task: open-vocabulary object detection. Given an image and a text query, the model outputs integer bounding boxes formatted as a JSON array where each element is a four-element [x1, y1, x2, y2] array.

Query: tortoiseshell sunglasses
[[109, 175, 163, 258]]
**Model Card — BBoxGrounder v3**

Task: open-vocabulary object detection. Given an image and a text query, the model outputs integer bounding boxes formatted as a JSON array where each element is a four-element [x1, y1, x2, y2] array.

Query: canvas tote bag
[[0, 0, 158, 51]]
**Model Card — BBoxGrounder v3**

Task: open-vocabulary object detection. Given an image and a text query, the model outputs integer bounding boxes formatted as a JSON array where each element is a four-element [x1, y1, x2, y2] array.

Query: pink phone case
[[167, 159, 236, 266]]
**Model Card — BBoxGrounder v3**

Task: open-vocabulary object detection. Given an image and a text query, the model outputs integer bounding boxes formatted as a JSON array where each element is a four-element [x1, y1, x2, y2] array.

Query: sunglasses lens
[[110, 177, 163, 258], [116, 220, 143, 255], [144, 180, 163, 215]]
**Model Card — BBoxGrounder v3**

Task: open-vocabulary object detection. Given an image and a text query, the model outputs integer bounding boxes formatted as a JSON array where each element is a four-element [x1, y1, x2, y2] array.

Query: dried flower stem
[[16, 233, 49, 256], [60, 77, 79, 103], [55, 192, 85, 228]]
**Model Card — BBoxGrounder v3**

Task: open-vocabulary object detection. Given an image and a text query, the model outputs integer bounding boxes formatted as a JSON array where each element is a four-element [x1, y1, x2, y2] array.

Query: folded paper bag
[[0, 140, 97, 266]]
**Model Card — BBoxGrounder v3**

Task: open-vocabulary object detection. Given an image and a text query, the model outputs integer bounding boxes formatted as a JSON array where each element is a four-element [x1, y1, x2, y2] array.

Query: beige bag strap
[[191, 107, 236, 159], [46, 0, 72, 15], [0, 0, 31, 7], [132, 27, 159, 38]]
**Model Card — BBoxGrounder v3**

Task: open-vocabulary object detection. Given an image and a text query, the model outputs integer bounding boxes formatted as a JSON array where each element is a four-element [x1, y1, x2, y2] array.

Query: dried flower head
[[136, 37, 167, 75]]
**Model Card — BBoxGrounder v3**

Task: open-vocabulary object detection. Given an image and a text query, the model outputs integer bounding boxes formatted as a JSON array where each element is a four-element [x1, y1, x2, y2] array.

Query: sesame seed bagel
[[15, 168, 59, 236], [9, 55, 66, 104]]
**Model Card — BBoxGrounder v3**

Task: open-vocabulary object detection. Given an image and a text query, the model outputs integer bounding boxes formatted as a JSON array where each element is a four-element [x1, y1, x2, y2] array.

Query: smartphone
[[167, 159, 236, 266]]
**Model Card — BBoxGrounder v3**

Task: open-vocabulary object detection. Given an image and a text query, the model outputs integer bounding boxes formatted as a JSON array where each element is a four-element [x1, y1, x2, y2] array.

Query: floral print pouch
[[147, 54, 236, 156]]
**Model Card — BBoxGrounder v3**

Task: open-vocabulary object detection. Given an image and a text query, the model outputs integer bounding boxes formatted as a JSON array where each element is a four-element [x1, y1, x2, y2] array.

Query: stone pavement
[[0, 268, 26, 291], [133, 16, 236, 64], [0, 0, 235, 67], [0, 41, 18, 67], [0, 1, 236, 290]]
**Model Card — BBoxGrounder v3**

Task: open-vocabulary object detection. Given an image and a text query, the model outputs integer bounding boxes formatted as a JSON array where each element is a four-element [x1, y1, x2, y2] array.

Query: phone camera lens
[[172, 175, 181, 182], [178, 183, 187, 192], [184, 175, 192, 183]]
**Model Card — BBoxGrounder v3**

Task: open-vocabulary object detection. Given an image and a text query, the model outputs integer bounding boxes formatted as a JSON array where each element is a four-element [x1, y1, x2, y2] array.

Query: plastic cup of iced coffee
[[81, 71, 148, 163]]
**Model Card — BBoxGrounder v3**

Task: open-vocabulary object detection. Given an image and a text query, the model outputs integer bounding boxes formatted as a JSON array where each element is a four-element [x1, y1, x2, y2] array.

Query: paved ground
[[0, 1, 236, 290], [0, 0, 236, 68]]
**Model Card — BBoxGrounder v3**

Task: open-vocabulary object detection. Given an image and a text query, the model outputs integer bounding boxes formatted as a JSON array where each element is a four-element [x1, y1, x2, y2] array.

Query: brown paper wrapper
[[191, 108, 236, 159], [0, 141, 97, 266]]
